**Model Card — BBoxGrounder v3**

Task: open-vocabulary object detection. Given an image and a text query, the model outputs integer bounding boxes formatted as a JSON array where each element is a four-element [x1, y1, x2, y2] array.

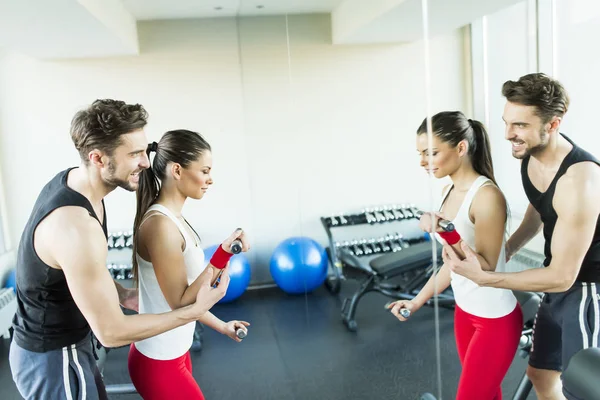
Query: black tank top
[[521, 134, 600, 282], [12, 168, 107, 352]]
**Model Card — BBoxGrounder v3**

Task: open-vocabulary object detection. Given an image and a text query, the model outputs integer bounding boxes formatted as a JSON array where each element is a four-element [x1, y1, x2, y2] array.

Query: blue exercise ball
[[204, 245, 251, 304], [270, 237, 328, 295], [4, 269, 16, 292]]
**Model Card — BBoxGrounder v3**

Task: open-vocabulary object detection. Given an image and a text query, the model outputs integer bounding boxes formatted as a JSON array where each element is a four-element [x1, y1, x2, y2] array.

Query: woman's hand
[[418, 212, 448, 233], [220, 320, 251, 342], [386, 300, 420, 322], [221, 228, 251, 254]]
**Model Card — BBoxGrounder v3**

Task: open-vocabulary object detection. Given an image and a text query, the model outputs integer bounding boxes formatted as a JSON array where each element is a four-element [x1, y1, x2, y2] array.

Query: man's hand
[[191, 267, 230, 317], [443, 242, 486, 285]]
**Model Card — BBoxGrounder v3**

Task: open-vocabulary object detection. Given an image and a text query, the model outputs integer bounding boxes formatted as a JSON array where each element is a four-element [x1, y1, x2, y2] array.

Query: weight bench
[[339, 241, 454, 332]]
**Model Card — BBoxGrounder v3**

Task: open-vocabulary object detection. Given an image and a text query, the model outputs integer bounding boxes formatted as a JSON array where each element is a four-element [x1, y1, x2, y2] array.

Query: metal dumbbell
[[382, 206, 396, 221], [350, 240, 364, 256], [107, 234, 115, 249], [112, 231, 125, 249], [363, 208, 377, 224], [373, 208, 386, 223], [379, 237, 391, 253], [125, 230, 134, 248], [338, 214, 348, 225], [359, 239, 373, 255], [369, 238, 382, 253], [391, 204, 405, 220]]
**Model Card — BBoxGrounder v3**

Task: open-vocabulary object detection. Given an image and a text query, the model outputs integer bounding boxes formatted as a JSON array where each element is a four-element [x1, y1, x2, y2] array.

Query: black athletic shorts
[[529, 282, 600, 399]]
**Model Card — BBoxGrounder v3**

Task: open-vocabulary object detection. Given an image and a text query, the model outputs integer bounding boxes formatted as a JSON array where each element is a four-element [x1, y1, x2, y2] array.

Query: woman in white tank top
[[127, 130, 251, 400], [387, 112, 523, 399]]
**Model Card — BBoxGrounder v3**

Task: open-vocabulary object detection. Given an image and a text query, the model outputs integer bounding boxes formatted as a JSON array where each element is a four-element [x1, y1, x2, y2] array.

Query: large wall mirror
[[0, 1, 598, 399]]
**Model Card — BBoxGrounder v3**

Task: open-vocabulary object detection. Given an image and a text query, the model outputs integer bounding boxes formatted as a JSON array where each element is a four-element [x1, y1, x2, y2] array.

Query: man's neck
[[67, 165, 115, 207], [531, 133, 573, 170]]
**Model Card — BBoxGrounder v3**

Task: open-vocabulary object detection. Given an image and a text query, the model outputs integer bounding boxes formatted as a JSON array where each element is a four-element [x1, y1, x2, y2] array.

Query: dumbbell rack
[[106, 230, 134, 280], [321, 204, 423, 294]]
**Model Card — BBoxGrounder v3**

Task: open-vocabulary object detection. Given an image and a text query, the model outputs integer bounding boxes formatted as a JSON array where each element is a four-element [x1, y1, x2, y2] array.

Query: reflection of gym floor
[[0, 283, 536, 400]]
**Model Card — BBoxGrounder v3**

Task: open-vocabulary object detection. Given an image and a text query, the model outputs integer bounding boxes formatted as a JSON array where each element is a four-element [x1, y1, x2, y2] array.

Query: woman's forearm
[[412, 264, 452, 308], [179, 265, 222, 307], [197, 311, 226, 333]]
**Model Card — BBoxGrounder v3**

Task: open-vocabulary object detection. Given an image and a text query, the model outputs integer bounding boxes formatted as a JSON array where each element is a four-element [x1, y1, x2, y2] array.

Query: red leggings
[[128, 344, 205, 400], [454, 304, 523, 400]]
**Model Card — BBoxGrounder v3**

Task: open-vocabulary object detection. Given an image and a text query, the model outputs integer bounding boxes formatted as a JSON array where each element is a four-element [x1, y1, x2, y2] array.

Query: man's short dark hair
[[70, 99, 148, 163], [502, 73, 570, 123]]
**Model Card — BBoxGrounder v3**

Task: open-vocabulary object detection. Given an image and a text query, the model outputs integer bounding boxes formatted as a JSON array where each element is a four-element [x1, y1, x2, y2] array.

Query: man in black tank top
[[442, 73, 600, 400], [9, 100, 230, 400]]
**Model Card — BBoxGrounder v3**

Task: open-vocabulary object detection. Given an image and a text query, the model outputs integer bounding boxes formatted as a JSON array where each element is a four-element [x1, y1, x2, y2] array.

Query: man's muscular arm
[[45, 207, 228, 347], [478, 162, 600, 292]]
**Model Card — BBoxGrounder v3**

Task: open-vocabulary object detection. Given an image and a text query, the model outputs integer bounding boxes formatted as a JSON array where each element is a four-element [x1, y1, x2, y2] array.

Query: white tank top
[[437, 176, 517, 318], [133, 204, 206, 360]]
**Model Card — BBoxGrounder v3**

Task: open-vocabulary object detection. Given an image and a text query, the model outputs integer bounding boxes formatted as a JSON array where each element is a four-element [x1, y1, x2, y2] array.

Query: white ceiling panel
[[122, 0, 346, 21]]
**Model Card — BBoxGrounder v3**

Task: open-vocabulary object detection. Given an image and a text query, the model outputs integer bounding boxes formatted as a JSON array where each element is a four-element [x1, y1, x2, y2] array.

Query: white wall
[[485, 1, 533, 219], [473, 0, 600, 255], [481, 2, 548, 252], [555, 0, 600, 156], [0, 14, 466, 283]]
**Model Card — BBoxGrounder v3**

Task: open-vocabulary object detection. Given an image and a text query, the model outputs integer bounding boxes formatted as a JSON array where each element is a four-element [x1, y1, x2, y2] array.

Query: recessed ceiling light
[[214, 6, 223, 10], [256, 5, 264, 9]]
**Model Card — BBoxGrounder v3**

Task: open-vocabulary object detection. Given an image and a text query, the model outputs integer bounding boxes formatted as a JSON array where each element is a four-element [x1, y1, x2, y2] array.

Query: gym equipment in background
[[0, 250, 17, 340], [108, 231, 133, 250], [339, 241, 451, 332], [321, 204, 454, 332], [562, 348, 600, 400], [334, 232, 429, 257], [270, 237, 328, 295], [203, 244, 251, 303], [98, 231, 136, 392], [321, 203, 423, 294], [0, 286, 17, 339], [4, 268, 16, 291], [0, 269, 18, 338], [106, 230, 134, 280], [323, 204, 420, 228], [107, 263, 133, 280]]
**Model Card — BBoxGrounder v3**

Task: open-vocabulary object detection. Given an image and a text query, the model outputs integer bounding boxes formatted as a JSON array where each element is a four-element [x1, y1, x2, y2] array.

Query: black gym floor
[[0, 282, 536, 400]]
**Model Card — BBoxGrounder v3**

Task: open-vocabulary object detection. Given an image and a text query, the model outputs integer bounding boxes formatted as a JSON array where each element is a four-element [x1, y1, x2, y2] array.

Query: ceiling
[[0, 0, 524, 59], [122, 0, 347, 20]]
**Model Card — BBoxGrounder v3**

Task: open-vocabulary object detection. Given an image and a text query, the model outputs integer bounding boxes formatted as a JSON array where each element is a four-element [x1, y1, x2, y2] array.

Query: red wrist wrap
[[210, 245, 232, 269], [438, 230, 461, 245]]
